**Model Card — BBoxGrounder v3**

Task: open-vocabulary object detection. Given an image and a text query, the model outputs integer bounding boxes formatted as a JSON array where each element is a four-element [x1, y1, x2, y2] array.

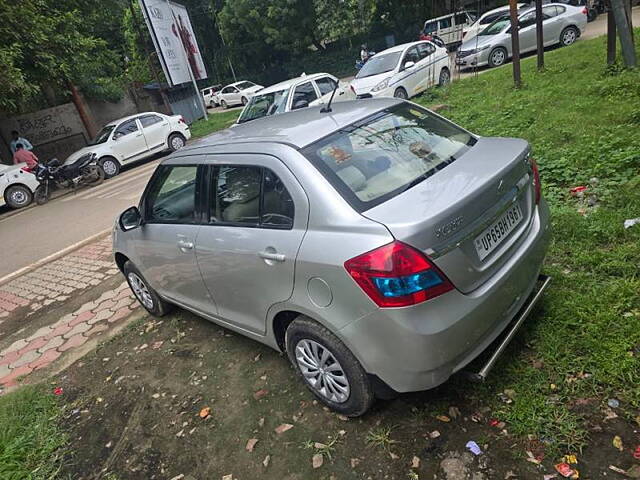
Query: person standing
[[12, 143, 38, 169], [10, 130, 33, 154]]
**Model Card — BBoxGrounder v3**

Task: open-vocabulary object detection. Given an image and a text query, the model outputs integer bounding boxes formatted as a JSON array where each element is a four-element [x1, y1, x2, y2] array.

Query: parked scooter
[[33, 153, 105, 204]]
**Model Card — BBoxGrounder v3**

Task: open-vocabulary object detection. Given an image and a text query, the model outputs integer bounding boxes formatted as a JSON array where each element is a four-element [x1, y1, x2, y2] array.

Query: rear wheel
[[82, 165, 105, 187], [99, 157, 120, 178], [488, 47, 507, 67], [5, 185, 33, 209], [393, 87, 408, 100], [560, 26, 578, 47], [168, 133, 186, 152], [438, 67, 451, 86], [286, 316, 374, 417], [221, 100, 228, 109], [241, 96, 248, 105], [123, 261, 172, 317]]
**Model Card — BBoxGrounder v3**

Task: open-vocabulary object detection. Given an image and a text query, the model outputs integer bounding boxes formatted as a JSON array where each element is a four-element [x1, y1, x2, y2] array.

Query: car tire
[[438, 67, 451, 86], [123, 261, 172, 317], [286, 316, 374, 417], [488, 47, 508, 68], [4, 185, 33, 209], [99, 156, 120, 178], [241, 96, 248, 105], [168, 133, 186, 152], [393, 87, 408, 100], [221, 100, 228, 109], [560, 26, 579, 47]]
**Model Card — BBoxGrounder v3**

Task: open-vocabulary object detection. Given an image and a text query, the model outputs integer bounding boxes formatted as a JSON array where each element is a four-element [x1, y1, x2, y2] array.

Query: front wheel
[[5, 185, 33, 209], [560, 27, 578, 47], [123, 261, 172, 316], [488, 47, 508, 68], [393, 87, 408, 100], [99, 157, 120, 178], [34, 185, 49, 205], [81, 165, 105, 187], [286, 316, 374, 417]]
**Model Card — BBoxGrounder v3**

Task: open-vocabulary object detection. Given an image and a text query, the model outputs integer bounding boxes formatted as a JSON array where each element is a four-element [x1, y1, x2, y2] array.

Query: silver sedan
[[113, 98, 551, 416], [456, 3, 587, 69]]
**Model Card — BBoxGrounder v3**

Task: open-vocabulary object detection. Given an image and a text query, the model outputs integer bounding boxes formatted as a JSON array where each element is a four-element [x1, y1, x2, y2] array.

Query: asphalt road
[[0, 156, 164, 278]]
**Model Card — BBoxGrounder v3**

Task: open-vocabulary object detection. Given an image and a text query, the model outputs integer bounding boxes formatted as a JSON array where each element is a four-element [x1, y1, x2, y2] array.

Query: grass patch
[[416, 32, 640, 454], [0, 385, 67, 479], [189, 110, 239, 139]]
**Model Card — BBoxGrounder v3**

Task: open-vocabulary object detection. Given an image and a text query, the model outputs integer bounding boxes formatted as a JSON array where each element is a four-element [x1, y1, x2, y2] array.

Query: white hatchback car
[[0, 162, 40, 209], [350, 41, 451, 100], [236, 73, 356, 124], [64, 112, 191, 178], [215, 81, 264, 109]]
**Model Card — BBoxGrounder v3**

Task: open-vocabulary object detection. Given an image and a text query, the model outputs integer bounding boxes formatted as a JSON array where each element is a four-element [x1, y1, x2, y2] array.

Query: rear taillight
[[179, 116, 186, 124], [582, 7, 588, 15], [21, 167, 33, 173], [530, 158, 541, 204], [344, 241, 454, 308]]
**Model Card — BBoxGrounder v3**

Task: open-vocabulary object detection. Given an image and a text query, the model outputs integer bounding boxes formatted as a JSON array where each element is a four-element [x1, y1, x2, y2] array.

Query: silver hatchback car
[[114, 98, 551, 416]]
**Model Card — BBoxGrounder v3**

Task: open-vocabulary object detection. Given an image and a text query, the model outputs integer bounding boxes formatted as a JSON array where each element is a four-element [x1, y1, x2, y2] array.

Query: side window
[[424, 21, 437, 34], [519, 12, 536, 28], [556, 5, 566, 14], [140, 115, 163, 128], [455, 13, 468, 26], [403, 47, 420, 67], [145, 165, 198, 223], [439, 17, 452, 29], [481, 12, 499, 25], [291, 82, 318, 109], [210, 166, 294, 229], [315, 77, 337, 96], [222, 87, 232, 94], [114, 119, 138, 137], [542, 6, 557, 19], [417, 42, 435, 59]]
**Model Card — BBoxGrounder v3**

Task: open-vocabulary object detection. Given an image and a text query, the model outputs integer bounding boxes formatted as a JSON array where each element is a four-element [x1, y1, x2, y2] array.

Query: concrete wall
[[86, 91, 139, 131]]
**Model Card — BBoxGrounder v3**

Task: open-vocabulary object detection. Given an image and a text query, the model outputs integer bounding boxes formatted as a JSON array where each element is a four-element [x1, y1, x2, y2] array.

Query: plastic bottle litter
[[624, 218, 640, 229], [607, 398, 620, 408], [465, 440, 482, 456]]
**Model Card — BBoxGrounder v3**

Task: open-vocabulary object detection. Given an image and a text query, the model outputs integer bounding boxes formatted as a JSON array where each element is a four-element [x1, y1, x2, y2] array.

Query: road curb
[[0, 227, 112, 287]]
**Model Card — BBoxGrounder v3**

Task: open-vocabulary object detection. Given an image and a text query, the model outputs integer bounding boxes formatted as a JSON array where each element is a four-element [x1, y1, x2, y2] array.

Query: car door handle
[[177, 240, 194, 250], [258, 251, 285, 262]]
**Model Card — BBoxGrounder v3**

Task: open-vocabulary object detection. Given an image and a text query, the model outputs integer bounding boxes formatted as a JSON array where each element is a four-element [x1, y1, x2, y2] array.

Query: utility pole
[[607, 0, 617, 65], [535, 0, 544, 70], [508, 0, 522, 87], [610, 0, 637, 67]]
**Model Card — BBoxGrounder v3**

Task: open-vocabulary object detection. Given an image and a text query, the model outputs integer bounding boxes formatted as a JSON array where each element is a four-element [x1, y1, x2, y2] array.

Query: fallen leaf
[[246, 438, 258, 452], [525, 451, 541, 464], [411, 456, 420, 468], [169, 475, 184, 480], [448, 406, 461, 419], [262, 455, 270, 468], [254, 353, 261, 362], [436, 415, 451, 422], [312, 453, 324, 468], [152, 341, 164, 349], [253, 389, 268, 400], [176, 429, 184, 438], [613, 435, 623, 451], [389, 452, 399, 460], [338, 430, 346, 436], [350, 458, 360, 468], [275, 423, 294, 434], [199, 407, 211, 419]]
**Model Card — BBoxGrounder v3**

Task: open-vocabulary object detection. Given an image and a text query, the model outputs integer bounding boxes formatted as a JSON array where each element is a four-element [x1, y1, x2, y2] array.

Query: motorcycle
[[33, 153, 105, 204]]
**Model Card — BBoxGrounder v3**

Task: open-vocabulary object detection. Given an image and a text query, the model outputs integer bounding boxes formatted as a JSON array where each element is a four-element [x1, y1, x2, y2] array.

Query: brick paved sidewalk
[[0, 236, 143, 390]]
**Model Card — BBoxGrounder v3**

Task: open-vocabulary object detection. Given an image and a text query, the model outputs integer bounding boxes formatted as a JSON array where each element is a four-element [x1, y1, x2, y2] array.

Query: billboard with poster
[[139, 0, 207, 86]]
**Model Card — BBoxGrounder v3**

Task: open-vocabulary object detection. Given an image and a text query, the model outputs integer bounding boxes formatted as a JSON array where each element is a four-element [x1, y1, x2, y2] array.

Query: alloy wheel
[[295, 339, 350, 403], [440, 69, 450, 85], [491, 49, 505, 66], [171, 135, 185, 150], [563, 29, 577, 46], [102, 159, 118, 177], [128, 272, 154, 310]]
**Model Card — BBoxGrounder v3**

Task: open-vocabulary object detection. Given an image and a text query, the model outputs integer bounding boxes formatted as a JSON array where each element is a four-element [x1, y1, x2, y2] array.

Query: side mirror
[[119, 206, 142, 231], [404, 61, 416, 70], [292, 99, 309, 110], [113, 133, 123, 141]]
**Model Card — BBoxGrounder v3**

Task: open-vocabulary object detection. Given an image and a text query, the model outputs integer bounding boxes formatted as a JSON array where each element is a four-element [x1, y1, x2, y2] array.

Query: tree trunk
[[509, 0, 522, 88], [611, 0, 637, 67], [607, 1, 617, 65], [535, 0, 544, 70], [68, 82, 97, 140]]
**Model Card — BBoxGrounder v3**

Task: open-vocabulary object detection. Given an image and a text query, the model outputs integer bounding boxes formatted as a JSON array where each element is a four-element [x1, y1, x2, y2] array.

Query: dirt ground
[[54, 306, 640, 480]]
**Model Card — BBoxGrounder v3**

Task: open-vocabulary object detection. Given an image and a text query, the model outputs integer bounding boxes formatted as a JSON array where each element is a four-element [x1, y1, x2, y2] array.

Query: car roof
[[172, 98, 402, 154], [104, 112, 164, 128], [481, 3, 524, 16], [376, 41, 424, 56], [257, 73, 333, 95], [424, 9, 472, 22]]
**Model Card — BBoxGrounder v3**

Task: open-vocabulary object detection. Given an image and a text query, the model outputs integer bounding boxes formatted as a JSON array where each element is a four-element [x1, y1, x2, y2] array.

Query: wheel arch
[[98, 155, 121, 166], [114, 252, 129, 273], [4, 182, 36, 199]]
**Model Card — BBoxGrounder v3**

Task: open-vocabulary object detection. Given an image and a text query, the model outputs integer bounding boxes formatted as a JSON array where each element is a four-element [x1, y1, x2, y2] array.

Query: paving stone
[[69, 311, 95, 327], [10, 349, 41, 369], [0, 364, 33, 386], [45, 323, 73, 340], [85, 323, 109, 337], [27, 325, 53, 341], [88, 309, 113, 325], [58, 334, 89, 352], [108, 307, 132, 324], [94, 299, 116, 313], [18, 337, 49, 355], [63, 322, 92, 339], [0, 364, 10, 378], [0, 350, 20, 367], [29, 349, 62, 370], [39, 335, 65, 353], [0, 339, 28, 356]]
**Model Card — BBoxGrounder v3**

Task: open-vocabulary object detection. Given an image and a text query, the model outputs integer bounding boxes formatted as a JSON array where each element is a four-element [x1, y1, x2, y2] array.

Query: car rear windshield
[[237, 89, 290, 123], [356, 52, 401, 78], [302, 104, 477, 212]]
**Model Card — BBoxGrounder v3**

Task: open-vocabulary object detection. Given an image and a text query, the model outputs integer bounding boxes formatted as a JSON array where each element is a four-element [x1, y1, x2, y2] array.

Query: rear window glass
[[302, 104, 476, 212]]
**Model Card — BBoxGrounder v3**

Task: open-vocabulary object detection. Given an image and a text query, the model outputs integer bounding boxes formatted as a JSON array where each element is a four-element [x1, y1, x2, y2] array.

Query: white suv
[[64, 112, 191, 178]]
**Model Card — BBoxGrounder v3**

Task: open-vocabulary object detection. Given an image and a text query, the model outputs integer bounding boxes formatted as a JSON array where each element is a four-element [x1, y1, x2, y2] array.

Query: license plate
[[474, 204, 523, 261]]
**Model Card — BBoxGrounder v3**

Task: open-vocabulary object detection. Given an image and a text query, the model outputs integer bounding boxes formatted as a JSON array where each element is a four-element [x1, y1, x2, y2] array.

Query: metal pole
[[610, 0, 637, 67], [607, 0, 617, 65], [535, 0, 544, 70], [508, 0, 522, 87], [165, 0, 208, 120]]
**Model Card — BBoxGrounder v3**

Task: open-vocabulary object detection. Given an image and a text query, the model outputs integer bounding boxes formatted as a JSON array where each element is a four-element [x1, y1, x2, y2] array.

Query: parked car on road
[[236, 73, 355, 124], [65, 112, 191, 178], [201, 84, 222, 107], [350, 41, 451, 100], [215, 81, 264, 109], [114, 98, 551, 416], [462, 3, 526, 43], [421, 10, 476, 48], [0, 162, 40, 209], [456, 3, 587, 69]]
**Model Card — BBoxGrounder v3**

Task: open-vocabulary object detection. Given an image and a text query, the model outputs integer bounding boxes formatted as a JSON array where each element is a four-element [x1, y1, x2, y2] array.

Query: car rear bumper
[[338, 198, 551, 393]]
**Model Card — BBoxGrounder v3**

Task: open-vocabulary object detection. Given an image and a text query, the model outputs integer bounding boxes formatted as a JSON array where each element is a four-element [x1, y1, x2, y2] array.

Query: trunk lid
[[362, 137, 535, 293]]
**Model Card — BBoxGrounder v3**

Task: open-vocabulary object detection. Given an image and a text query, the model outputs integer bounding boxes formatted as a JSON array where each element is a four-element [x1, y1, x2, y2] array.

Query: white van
[[421, 11, 476, 48]]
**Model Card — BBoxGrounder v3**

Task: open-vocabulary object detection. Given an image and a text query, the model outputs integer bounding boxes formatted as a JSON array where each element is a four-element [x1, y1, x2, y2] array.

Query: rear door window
[[439, 17, 452, 29], [140, 114, 163, 127], [302, 104, 476, 212]]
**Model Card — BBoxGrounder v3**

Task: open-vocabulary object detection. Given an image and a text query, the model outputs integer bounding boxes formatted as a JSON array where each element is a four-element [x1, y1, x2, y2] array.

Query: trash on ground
[[436, 415, 451, 422], [543, 474, 558, 480], [53, 387, 63, 396], [525, 451, 542, 464], [607, 398, 620, 408], [389, 451, 400, 460], [411, 456, 420, 468], [245, 438, 258, 452], [253, 389, 268, 400], [465, 440, 482, 456], [429, 430, 441, 438], [448, 406, 461, 419], [555, 462, 578, 478], [613, 435, 623, 451], [262, 455, 270, 468], [274, 423, 294, 434], [624, 218, 640, 229], [569, 186, 587, 196], [633, 445, 640, 460], [312, 453, 323, 468], [562, 454, 578, 464], [609, 465, 627, 474], [199, 407, 211, 419]]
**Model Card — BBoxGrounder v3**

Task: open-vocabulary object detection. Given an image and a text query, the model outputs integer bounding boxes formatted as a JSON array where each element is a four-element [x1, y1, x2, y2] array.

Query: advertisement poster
[[139, 0, 208, 86]]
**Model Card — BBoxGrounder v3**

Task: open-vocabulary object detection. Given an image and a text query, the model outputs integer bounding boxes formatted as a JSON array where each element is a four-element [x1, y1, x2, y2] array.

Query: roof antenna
[[320, 81, 340, 113]]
